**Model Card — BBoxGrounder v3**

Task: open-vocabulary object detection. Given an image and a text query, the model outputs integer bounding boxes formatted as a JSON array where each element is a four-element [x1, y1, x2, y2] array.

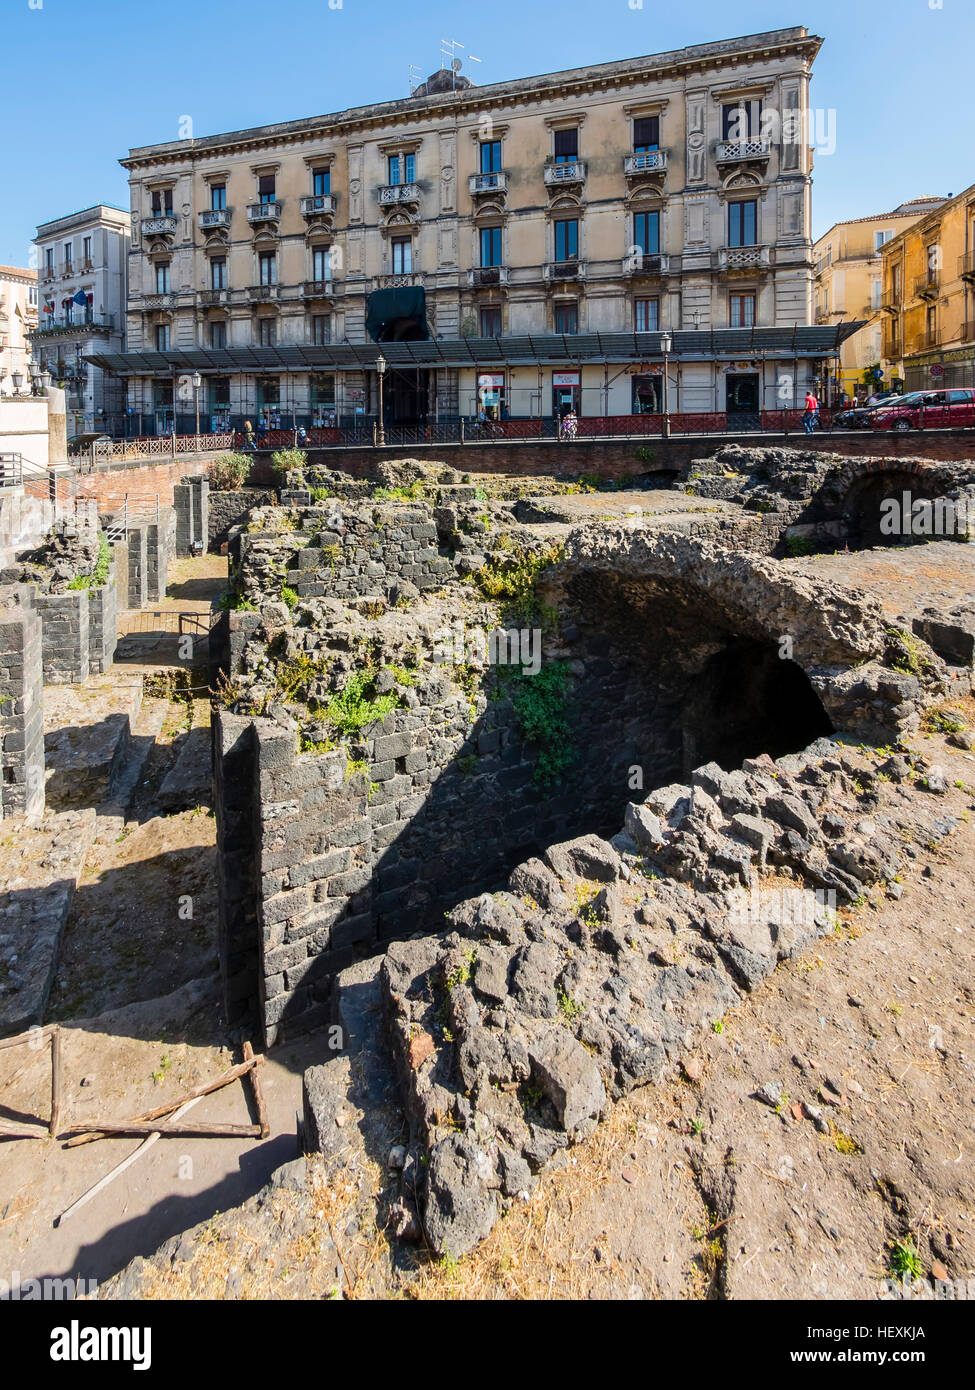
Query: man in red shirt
[[802, 389, 819, 434]]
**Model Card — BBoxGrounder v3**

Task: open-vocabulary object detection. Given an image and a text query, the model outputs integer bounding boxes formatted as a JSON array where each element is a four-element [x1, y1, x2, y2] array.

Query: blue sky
[[2, 0, 969, 265]]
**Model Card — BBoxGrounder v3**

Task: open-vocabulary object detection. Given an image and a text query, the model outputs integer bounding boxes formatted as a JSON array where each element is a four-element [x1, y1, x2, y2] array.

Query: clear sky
[[2, 0, 969, 266]]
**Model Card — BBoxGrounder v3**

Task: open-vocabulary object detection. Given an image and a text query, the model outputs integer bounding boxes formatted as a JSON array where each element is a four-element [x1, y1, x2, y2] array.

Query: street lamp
[[659, 332, 673, 439], [192, 370, 203, 441], [376, 353, 387, 447]]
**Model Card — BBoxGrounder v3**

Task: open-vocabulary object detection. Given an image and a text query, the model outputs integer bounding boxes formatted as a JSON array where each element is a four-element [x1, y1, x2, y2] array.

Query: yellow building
[[0, 266, 38, 391], [813, 198, 945, 401], [94, 27, 859, 434], [881, 182, 975, 393]]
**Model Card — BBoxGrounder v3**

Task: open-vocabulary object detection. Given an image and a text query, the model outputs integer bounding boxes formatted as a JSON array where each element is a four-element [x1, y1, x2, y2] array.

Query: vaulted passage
[[843, 469, 966, 549]]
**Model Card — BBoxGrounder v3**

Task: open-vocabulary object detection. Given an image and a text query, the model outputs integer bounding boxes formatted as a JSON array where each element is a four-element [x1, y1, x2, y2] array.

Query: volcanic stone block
[[32, 588, 89, 685], [0, 599, 45, 821]]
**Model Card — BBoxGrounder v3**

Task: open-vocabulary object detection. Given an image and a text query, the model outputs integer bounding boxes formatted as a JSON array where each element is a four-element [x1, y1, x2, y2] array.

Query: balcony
[[81, 259, 94, 272], [961, 321, 975, 342], [622, 251, 671, 277], [300, 194, 337, 218], [302, 279, 336, 299], [913, 329, 940, 352], [199, 288, 231, 306], [29, 314, 114, 339], [544, 260, 586, 283], [623, 151, 668, 178], [544, 161, 586, 187], [469, 171, 508, 198], [247, 202, 281, 225], [913, 273, 940, 300], [815, 305, 838, 323], [378, 184, 420, 207], [248, 284, 279, 302], [141, 293, 176, 310], [718, 245, 772, 273], [960, 251, 975, 282], [715, 139, 771, 164], [199, 209, 231, 230], [60, 263, 74, 278], [468, 266, 509, 288], [142, 216, 178, 236]]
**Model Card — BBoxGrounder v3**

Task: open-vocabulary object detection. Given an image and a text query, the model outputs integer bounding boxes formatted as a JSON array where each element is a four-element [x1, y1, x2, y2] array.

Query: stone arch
[[835, 459, 974, 548]]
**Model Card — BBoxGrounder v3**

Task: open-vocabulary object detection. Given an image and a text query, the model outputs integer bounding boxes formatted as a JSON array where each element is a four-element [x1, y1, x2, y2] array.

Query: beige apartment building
[[881, 182, 975, 393], [0, 265, 38, 392], [95, 26, 856, 433], [813, 197, 946, 400]]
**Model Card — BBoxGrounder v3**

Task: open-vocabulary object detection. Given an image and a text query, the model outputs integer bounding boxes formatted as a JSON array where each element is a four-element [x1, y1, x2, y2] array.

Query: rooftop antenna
[[440, 38, 467, 88], [408, 63, 422, 95]]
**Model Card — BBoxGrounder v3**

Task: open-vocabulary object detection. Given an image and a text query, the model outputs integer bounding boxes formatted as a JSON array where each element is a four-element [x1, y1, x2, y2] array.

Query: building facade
[[104, 27, 849, 434], [813, 198, 946, 401], [0, 266, 38, 391], [881, 182, 975, 393], [30, 205, 130, 434]]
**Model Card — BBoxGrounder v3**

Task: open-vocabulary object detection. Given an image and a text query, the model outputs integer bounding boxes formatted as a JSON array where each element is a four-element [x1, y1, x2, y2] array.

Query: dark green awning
[[365, 286, 430, 343]]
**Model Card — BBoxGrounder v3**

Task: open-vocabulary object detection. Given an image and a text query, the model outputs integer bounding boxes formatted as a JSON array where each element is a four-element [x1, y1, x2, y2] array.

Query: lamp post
[[192, 370, 202, 444], [11, 371, 23, 396], [376, 353, 387, 447], [660, 332, 672, 439]]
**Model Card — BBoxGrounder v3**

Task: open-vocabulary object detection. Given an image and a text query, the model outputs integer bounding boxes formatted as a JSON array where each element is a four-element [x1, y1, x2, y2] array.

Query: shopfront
[[477, 372, 506, 419], [552, 370, 580, 419]]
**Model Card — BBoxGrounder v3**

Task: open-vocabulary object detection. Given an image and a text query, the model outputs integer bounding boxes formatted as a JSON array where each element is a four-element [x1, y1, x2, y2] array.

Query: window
[[211, 184, 227, 211], [634, 298, 659, 332], [151, 189, 173, 215], [210, 257, 227, 290], [871, 276, 882, 310], [554, 219, 579, 261], [479, 226, 502, 267], [728, 201, 758, 247], [554, 302, 578, 334], [83, 236, 92, 264], [209, 320, 227, 349], [479, 141, 502, 173], [258, 252, 277, 285], [632, 116, 659, 152], [312, 246, 332, 281], [729, 293, 756, 327], [45, 248, 54, 273], [63, 242, 72, 270], [874, 229, 892, 252], [553, 128, 578, 163], [926, 305, 937, 338], [155, 324, 170, 350], [311, 314, 331, 345], [155, 262, 171, 293], [258, 174, 276, 204], [633, 211, 660, 255], [388, 153, 415, 185], [722, 100, 763, 141], [479, 306, 502, 336], [258, 318, 276, 346], [391, 238, 412, 273], [312, 168, 331, 197]]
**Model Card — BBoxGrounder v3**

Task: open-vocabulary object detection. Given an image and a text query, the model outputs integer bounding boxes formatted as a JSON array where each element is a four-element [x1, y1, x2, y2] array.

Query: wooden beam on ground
[[0, 1024, 55, 1053], [61, 1056, 261, 1148], [60, 1120, 263, 1139], [49, 1026, 63, 1138], [243, 1041, 270, 1139]]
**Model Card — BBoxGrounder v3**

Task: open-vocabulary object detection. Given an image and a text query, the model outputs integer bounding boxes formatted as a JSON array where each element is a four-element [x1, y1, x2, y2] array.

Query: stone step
[[42, 674, 145, 812]]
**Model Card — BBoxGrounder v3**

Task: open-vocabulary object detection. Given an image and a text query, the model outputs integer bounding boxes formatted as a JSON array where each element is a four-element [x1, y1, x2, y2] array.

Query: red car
[[872, 387, 975, 430]]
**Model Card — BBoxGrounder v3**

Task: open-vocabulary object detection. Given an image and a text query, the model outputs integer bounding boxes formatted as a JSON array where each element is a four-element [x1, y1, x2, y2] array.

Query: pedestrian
[[243, 419, 256, 451], [802, 389, 819, 434], [561, 408, 578, 441], [296, 425, 308, 447]]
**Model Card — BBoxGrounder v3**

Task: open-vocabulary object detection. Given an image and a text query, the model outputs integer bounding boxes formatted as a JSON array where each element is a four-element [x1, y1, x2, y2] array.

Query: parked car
[[833, 394, 904, 429], [872, 387, 975, 431]]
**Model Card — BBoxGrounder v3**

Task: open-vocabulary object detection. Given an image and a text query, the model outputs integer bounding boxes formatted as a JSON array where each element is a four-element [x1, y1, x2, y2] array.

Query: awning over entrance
[[85, 324, 865, 376], [365, 286, 431, 343]]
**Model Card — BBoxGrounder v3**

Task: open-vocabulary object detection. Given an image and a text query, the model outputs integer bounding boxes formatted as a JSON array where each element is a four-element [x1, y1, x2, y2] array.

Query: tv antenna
[[408, 63, 423, 95], [439, 39, 482, 87]]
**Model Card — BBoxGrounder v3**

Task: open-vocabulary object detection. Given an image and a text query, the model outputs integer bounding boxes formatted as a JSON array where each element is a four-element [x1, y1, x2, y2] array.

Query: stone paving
[[789, 542, 975, 624]]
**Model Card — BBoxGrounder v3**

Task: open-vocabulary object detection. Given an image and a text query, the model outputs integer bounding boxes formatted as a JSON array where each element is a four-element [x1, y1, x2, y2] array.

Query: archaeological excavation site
[[3, 439, 975, 1301]]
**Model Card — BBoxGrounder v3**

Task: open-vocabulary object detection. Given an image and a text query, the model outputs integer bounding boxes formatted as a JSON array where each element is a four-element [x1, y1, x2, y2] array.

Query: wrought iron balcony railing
[[544, 161, 586, 186], [469, 172, 508, 196], [142, 216, 178, 236], [623, 151, 668, 176], [247, 202, 281, 224], [468, 266, 509, 287], [300, 194, 337, 217], [378, 184, 420, 206], [199, 209, 231, 230], [715, 139, 771, 163]]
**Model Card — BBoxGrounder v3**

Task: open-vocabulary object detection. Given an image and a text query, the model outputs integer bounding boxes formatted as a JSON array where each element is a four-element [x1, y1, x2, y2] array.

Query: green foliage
[[271, 447, 308, 477], [325, 670, 400, 736], [785, 534, 815, 557], [472, 543, 563, 622], [345, 757, 370, 782], [280, 585, 299, 610], [276, 652, 325, 699], [309, 486, 331, 502], [67, 535, 112, 590], [372, 481, 426, 501], [888, 1237, 923, 1279], [207, 452, 251, 491], [557, 988, 583, 1020], [634, 446, 655, 463], [511, 661, 573, 786], [886, 626, 938, 678]]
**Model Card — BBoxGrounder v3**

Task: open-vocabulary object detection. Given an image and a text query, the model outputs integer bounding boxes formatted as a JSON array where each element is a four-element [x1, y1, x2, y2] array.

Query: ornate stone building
[[101, 26, 853, 432]]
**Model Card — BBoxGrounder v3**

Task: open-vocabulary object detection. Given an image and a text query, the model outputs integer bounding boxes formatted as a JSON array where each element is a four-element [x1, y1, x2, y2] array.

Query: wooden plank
[[243, 1041, 270, 1139], [59, 1120, 262, 1139], [0, 1121, 50, 1139], [0, 1024, 55, 1054], [61, 1057, 261, 1148], [49, 1026, 64, 1138]]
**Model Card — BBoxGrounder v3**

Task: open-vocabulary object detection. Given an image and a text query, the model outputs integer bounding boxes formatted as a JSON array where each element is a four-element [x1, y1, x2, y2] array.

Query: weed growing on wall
[[510, 660, 573, 786], [207, 453, 252, 490], [271, 447, 308, 478], [472, 542, 563, 622], [325, 670, 402, 736], [67, 535, 112, 590]]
